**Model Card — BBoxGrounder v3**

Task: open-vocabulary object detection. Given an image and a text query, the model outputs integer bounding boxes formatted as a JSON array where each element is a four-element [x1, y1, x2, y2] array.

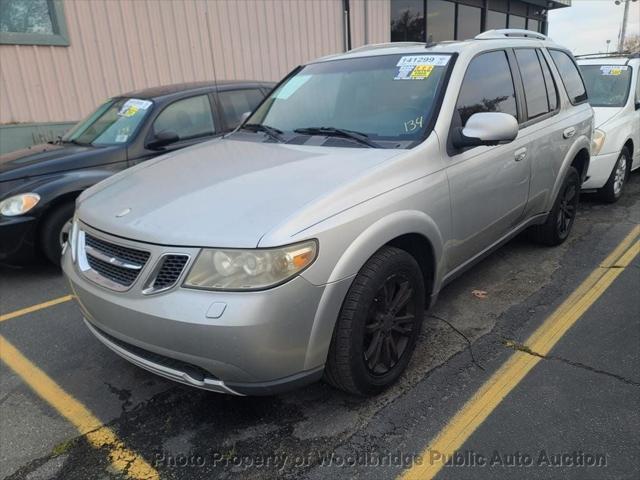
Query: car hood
[[593, 107, 623, 129], [0, 142, 123, 182], [78, 138, 403, 248]]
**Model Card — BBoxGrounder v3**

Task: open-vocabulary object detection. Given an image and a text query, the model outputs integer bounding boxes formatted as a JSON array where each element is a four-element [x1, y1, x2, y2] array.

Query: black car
[[0, 81, 273, 265]]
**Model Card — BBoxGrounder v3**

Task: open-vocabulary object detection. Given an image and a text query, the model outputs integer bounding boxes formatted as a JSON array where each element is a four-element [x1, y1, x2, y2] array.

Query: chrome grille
[[85, 234, 150, 266], [86, 254, 141, 286], [80, 232, 150, 290]]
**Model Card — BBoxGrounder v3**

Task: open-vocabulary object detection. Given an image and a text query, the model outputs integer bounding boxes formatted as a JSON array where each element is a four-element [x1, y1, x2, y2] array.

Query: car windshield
[[62, 97, 153, 146], [579, 65, 632, 107], [246, 53, 452, 147]]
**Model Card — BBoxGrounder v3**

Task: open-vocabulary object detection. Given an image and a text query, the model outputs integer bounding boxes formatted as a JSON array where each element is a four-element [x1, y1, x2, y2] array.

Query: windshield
[[62, 98, 153, 146], [246, 53, 452, 147], [579, 65, 632, 107]]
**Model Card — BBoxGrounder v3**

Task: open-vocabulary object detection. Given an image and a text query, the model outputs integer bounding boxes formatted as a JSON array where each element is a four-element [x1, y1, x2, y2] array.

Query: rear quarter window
[[548, 49, 588, 105]]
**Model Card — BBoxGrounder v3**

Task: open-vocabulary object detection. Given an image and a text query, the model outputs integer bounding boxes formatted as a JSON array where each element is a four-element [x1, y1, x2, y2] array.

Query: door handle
[[514, 147, 527, 162], [563, 127, 576, 139]]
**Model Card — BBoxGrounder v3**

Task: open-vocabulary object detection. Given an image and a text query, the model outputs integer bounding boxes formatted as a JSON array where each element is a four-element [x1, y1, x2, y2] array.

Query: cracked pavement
[[0, 172, 638, 479]]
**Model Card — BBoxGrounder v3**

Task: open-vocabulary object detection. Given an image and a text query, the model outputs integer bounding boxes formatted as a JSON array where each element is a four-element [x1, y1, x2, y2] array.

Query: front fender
[[301, 210, 445, 370], [29, 167, 125, 213], [548, 134, 590, 211], [325, 209, 444, 285]]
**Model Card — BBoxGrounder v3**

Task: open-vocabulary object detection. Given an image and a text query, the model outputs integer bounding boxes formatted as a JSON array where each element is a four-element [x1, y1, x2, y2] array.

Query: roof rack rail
[[475, 29, 547, 41], [575, 52, 640, 59], [348, 42, 425, 53]]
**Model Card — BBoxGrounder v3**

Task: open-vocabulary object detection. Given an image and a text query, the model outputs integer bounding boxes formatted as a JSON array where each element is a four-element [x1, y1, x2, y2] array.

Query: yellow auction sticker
[[409, 64, 434, 79]]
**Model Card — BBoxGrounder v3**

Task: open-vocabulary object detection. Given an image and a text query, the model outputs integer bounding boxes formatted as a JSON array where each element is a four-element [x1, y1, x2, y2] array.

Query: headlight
[[592, 129, 606, 155], [0, 193, 40, 216], [184, 240, 317, 291]]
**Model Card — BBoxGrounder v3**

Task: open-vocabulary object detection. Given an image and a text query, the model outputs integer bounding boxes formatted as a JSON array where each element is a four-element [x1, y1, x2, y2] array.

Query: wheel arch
[[548, 136, 590, 211], [324, 209, 444, 292], [33, 170, 116, 252], [303, 210, 445, 370], [623, 138, 634, 165], [571, 147, 590, 184]]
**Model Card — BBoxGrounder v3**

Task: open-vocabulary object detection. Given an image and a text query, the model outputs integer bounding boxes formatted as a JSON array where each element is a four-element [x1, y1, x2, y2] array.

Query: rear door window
[[515, 48, 549, 120], [549, 49, 588, 105], [218, 89, 265, 129], [537, 50, 558, 112], [455, 50, 518, 126]]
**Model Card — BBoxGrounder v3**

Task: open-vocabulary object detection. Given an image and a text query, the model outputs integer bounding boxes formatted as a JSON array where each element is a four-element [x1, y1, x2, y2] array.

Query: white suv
[[578, 54, 640, 202]]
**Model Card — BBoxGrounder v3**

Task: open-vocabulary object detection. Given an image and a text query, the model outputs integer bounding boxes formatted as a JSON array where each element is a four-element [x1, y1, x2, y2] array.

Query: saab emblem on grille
[[115, 208, 131, 218]]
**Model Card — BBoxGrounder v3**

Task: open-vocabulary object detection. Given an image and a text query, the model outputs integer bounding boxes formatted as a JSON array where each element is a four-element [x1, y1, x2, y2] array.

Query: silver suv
[[63, 30, 593, 396]]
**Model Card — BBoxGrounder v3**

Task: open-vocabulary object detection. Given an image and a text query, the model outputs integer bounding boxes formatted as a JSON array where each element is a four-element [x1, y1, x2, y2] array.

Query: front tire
[[40, 202, 75, 266], [324, 246, 425, 396], [529, 166, 580, 246], [598, 148, 630, 203]]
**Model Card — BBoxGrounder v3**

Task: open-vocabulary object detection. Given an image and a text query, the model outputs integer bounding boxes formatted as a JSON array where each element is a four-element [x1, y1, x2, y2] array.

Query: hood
[[0, 143, 124, 182], [78, 138, 403, 248], [593, 107, 623, 129]]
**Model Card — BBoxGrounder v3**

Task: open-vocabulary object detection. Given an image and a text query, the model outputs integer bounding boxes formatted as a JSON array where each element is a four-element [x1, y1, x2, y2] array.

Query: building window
[[0, 0, 69, 46], [456, 4, 481, 40], [390, 1, 547, 43], [391, 0, 425, 42], [508, 15, 526, 29], [486, 10, 507, 30], [426, 0, 455, 42]]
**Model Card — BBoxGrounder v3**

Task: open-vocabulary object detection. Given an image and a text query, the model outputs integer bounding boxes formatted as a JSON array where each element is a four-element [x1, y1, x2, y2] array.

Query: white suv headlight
[[592, 129, 606, 155], [0, 193, 40, 216], [184, 240, 317, 291]]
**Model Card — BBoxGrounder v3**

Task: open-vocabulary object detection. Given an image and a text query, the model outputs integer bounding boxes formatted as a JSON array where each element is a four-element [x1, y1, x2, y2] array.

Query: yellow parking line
[[0, 295, 74, 323], [0, 335, 159, 479], [400, 225, 640, 480]]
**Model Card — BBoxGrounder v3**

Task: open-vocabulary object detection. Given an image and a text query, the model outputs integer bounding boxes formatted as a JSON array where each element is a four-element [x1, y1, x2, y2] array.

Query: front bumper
[[62, 223, 348, 395], [582, 151, 619, 190], [0, 215, 38, 264]]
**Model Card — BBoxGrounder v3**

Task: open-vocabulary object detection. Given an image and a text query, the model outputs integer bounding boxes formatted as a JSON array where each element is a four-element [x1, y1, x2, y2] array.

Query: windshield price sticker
[[396, 55, 450, 67], [600, 65, 628, 76], [395, 55, 448, 80], [118, 98, 152, 117], [395, 64, 435, 80]]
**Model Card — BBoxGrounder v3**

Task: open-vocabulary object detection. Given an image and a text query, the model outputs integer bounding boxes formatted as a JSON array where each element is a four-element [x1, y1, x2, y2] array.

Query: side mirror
[[147, 130, 179, 150], [240, 111, 251, 124], [452, 112, 519, 149]]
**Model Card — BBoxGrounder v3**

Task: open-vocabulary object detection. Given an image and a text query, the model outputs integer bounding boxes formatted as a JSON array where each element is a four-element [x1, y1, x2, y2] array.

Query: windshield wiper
[[293, 127, 382, 148], [239, 123, 285, 143]]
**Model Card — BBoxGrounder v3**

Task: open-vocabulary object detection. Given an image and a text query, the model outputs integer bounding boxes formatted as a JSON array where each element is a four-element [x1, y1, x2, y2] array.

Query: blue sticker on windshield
[[394, 55, 449, 80], [600, 65, 628, 76]]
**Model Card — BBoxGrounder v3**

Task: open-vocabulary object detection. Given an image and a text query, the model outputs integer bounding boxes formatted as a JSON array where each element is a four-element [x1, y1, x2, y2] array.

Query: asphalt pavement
[[1, 172, 638, 480]]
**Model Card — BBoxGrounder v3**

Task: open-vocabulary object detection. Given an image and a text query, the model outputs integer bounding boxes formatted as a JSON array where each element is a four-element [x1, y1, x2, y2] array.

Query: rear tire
[[324, 246, 425, 396], [529, 166, 580, 246], [41, 202, 75, 266], [598, 148, 630, 203]]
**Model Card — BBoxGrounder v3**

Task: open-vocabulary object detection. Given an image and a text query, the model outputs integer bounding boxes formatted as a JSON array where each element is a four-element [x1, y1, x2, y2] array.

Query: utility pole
[[616, 0, 638, 53]]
